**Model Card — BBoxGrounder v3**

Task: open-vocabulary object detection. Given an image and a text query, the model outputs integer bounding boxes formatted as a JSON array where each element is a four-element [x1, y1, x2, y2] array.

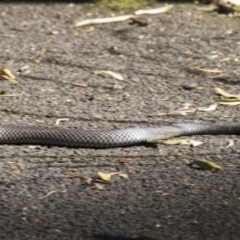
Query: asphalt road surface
[[0, 2, 240, 240]]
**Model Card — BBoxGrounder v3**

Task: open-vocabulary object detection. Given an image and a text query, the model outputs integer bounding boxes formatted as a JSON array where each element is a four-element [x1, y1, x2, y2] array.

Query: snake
[[0, 122, 240, 148]]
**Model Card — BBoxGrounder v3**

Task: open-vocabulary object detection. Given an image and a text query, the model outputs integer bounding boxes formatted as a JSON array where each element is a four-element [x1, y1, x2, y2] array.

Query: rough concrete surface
[[0, 2, 240, 240]]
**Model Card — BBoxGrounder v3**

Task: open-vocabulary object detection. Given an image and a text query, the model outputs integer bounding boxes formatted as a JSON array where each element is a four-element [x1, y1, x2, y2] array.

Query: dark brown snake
[[0, 122, 240, 148]]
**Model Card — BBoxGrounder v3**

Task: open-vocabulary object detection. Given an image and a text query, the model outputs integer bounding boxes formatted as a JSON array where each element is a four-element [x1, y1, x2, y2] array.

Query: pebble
[[182, 82, 198, 90]]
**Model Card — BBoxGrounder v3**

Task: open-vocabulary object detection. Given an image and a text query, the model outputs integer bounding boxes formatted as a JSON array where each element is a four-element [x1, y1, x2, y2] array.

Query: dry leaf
[[193, 67, 223, 73], [189, 159, 222, 171], [71, 82, 88, 88], [75, 15, 135, 27], [134, 5, 173, 15], [55, 118, 70, 125], [98, 172, 112, 182], [215, 87, 240, 99], [198, 103, 218, 112], [162, 139, 203, 146], [17, 65, 30, 75], [74, 5, 173, 28], [0, 67, 17, 83], [65, 173, 93, 185], [93, 183, 105, 190], [94, 70, 124, 81], [169, 108, 196, 116], [97, 171, 125, 182], [219, 99, 240, 105], [118, 173, 129, 179], [148, 104, 196, 117], [226, 139, 234, 148]]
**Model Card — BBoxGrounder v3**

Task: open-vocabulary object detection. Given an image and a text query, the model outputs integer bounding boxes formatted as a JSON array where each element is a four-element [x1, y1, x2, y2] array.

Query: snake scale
[[0, 122, 240, 148]]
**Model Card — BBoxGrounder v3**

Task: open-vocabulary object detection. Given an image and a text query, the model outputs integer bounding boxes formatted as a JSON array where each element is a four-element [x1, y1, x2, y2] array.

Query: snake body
[[0, 123, 240, 148]]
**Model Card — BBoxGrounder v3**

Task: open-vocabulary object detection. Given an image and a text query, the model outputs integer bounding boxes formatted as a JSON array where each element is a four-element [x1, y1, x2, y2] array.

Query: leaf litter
[[188, 159, 222, 171], [0, 66, 18, 83], [94, 70, 124, 81], [65, 171, 128, 190], [55, 118, 70, 126], [162, 139, 203, 147], [98, 171, 128, 182], [225, 139, 235, 148], [74, 5, 173, 27], [0, 66, 25, 97], [215, 87, 240, 105], [193, 67, 224, 73], [148, 103, 217, 117]]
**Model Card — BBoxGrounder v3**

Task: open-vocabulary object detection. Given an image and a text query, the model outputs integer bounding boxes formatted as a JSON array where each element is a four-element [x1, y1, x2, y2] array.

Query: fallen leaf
[[106, 96, 113, 101], [215, 87, 240, 99], [75, 5, 173, 28], [134, 5, 173, 15], [98, 172, 112, 182], [189, 159, 222, 171], [118, 173, 129, 179], [0, 66, 17, 83], [162, 139, 203, 146], [17, 65, 30, 75], [98, 171, 125, 182], [219, 99, 240, 105], [75, 15, 135, 27], [55, 118, 70, 125], [94, 183, 105, 190], [149, 103, 196, 117], [198, 103, 218, 112], [94, 70, 124, 81], [168, 108, 196, 116], [226, 139, 234, 148], [71, 82, 88, 88], [65, 173, 93, 185], [193, 67, 223, 73]]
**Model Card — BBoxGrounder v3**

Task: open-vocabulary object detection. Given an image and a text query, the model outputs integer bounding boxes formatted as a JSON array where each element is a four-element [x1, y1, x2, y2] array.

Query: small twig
[[37, 189, 67, 200]]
